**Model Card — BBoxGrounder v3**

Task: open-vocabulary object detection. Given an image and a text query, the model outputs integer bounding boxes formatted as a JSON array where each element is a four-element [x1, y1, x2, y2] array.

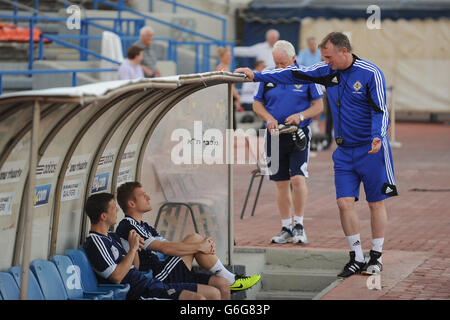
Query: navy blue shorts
[[137, 278, 197, 300], [155, 256, 212, 286], [333, 136, 397, 202], [265, 126, 311, 181]]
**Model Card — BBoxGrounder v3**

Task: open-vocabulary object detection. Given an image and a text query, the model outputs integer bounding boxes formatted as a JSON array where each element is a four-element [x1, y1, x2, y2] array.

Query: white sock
[[281, 218, 292, 230], [293, 215, 304, 226], [372, 238, 384, 263], [209, 259, 235, 285], [346, 234, 364, 263]]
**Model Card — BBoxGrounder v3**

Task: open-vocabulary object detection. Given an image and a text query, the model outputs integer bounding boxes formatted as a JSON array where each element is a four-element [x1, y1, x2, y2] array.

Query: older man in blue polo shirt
[[253, 40, 323, 244]]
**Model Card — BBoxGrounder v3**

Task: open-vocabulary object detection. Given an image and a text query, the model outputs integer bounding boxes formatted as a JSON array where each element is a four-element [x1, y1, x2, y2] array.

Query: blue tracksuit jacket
[[254, 54, 389, 148]]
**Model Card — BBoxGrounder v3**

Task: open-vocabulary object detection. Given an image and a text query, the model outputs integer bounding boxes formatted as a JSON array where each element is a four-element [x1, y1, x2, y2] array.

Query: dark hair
[[85, 193, 115, 224], [116, 181, 142, 213], [126, 45, 144, 60], [319, 32, 352, 52]]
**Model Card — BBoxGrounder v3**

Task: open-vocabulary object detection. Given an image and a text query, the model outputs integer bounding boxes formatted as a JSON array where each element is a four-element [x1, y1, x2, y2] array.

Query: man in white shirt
[[239, 60, 266, 124], [240, 60, 266, 111], [234, 29, 279, 68]]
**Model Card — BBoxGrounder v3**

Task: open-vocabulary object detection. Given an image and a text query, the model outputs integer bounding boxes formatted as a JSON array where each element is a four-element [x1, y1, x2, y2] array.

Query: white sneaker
[[290, 223, 308, 244], [271, 227, 292, 243]]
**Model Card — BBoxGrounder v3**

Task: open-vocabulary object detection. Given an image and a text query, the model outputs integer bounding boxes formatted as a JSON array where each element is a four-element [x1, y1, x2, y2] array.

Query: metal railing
[[0, 14, 143, 68], [93, 0, 226, 42], [38, 34, 122, 64], [1, 2, 235, 92], [147, 0, 227, 42]]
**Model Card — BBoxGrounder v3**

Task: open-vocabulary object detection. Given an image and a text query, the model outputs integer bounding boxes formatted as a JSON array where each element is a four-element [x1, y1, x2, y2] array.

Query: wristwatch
[[298, 112, 305, 122]]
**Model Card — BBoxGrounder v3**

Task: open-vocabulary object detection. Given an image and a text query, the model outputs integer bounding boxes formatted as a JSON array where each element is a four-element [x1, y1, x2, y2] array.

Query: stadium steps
[[0, 62, 32, 94], [233, 248, 347, 300], [257, 266, 340, 300], [43, 47, 80, 60]]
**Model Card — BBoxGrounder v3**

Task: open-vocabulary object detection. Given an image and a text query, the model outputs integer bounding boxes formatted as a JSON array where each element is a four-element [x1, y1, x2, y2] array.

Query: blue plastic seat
[[0, 272, 20, 300], [66, 249, 129, 300], [8, 266, 44, 300], [50, 255, 114, 300], [29, 259, 69, 300]]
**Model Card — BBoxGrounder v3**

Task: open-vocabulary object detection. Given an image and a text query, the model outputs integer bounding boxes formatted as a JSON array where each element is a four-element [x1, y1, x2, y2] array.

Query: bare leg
[[178, 290, 205, 300], [275, 180, 292, 220], [337, 197, 359, 236], [290, 175, 307, 218], [208, 275, 230, 300], [368, 200, 387, 239], [179, 233, 230, 299], [179, 233, 218, 270], [196, 284, 221, 300]]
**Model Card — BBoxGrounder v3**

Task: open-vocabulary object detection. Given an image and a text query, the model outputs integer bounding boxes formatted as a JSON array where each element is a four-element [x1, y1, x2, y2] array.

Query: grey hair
[[140, 26, 154, 37], [266, 29, 280, 39], [272, 40, 296, 58]]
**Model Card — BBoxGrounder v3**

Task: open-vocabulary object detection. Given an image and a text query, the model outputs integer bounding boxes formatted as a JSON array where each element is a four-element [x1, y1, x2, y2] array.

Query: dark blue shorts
[[265, 126, 311, 181], [333, 136, 397, 202], [137, 278, 197, 300], [155, 256, 212, 286]]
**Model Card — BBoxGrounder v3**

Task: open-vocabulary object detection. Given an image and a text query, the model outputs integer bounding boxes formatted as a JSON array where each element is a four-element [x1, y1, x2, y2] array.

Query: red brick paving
[[233, 122, 450, 300]]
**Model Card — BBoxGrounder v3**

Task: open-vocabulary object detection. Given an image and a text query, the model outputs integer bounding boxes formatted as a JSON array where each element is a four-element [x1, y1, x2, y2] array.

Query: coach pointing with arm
[[236, 32, 398, 278]]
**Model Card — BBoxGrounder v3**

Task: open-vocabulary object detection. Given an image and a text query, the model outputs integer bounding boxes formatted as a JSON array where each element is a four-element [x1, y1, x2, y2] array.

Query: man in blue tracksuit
[[253, 40, 323, 245], [235, 32, 398, 278]]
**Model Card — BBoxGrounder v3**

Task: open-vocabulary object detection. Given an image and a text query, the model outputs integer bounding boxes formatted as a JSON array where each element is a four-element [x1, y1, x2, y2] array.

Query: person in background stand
[[118, 45, 144, 80], [216, 46, 241, 129], [297, 37, 321, 67], [239, 60, 266, 123], [134, 26, 161, 78], [234, 29, 280, 69]]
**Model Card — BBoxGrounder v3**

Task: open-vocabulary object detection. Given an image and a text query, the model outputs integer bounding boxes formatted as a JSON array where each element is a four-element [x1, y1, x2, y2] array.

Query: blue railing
[[147, 0, 227, 42], [0, 68, 118, 95], [0, 14, 144, 68], [90, 0, 233, 72], [169, 41, 235, 73], [93, 0, 227, 42], [38, 34, 122, 65], [2, 1, 235, 93], [76, 17, 145, 60]]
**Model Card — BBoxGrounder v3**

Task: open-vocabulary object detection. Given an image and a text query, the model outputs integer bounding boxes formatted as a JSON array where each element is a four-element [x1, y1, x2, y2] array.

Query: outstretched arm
[[235, 61, 331, 86]]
